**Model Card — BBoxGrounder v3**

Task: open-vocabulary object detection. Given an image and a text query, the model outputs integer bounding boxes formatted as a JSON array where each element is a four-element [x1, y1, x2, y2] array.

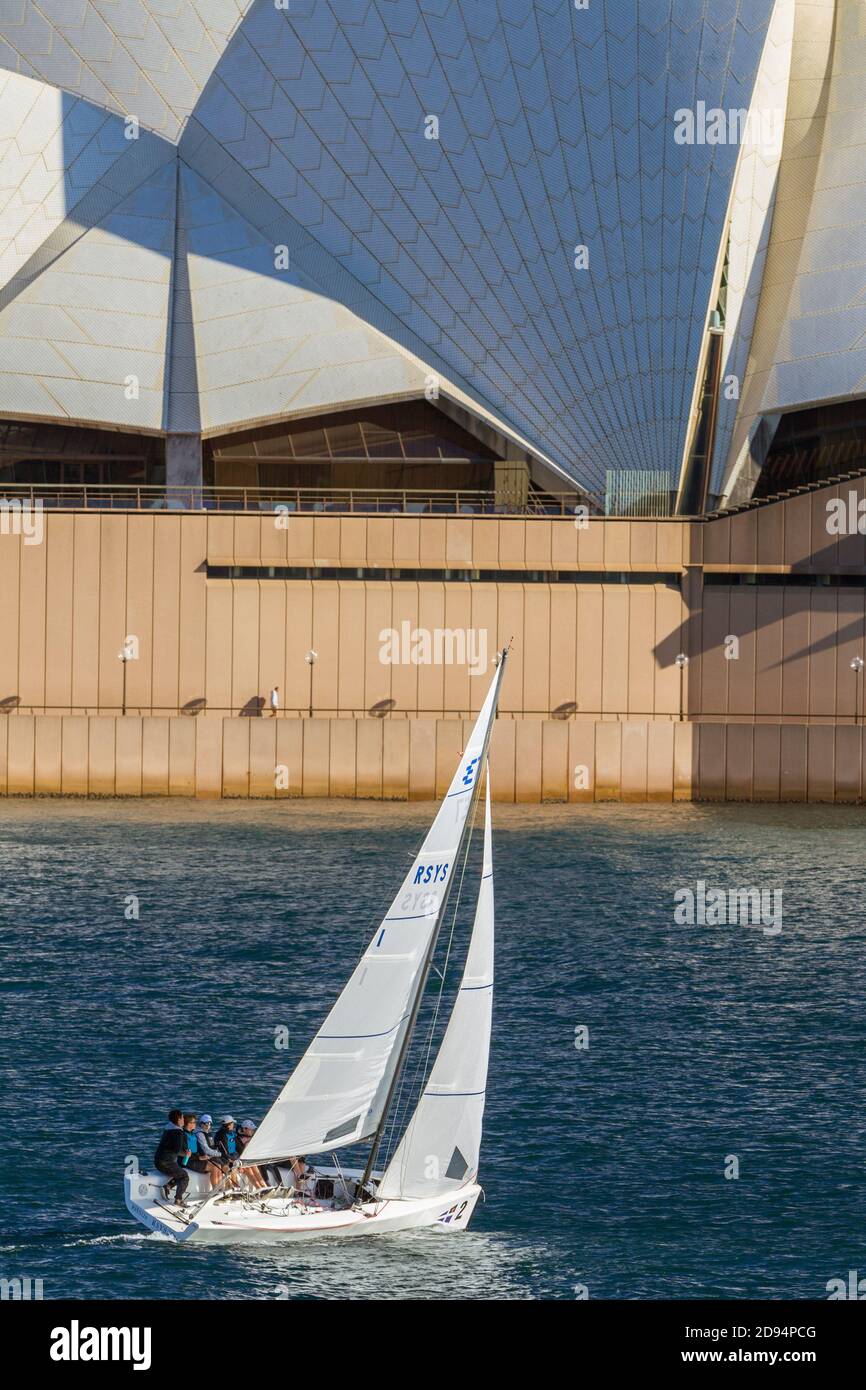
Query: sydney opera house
[[1, 0, 865, 801]]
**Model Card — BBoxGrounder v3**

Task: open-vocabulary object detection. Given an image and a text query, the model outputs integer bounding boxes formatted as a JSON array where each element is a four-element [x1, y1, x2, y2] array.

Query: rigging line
[[385, 765, 486, 1183]]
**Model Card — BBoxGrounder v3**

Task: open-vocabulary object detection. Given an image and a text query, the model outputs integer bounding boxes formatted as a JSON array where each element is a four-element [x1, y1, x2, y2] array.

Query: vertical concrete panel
[[363, 583, 393, 713], [548, 587, 577, 716], [810, 487, 837, 572], [142, 717, 170, 795], [601, 586, 629, 715], [329, 718, 357, 797], [419, 518, 447, 566], [178, 515, 207, 709], [206, 513, 234, 566], [577, 589, 603, 716], [34, 715, 62, 793], [302, 719, 330, 797], [755, 589, 784, 717], [286, 516, 314, 564], [729, 510, 757, 568], [594, 722, 621, 800], [620, 721, 648, 802], [261, 507, 290, 565], [728, 590, 757, 716], [489, 719, 515, 802], [575, 520, 604, 567], [313, 585, 340, 715], [434, 720, 463, 798], [753, 725, 781, 802], [653, 584, 686, 717], [204, 581, 233, 714], [98, 516, 128, 712], [627, 587, 655, 716], [783, 493, 812, 569], [382, 721, 410, 799], [779, 725, 807, 801], [445, 518, 473, 567], [725, 724, 754, 800], [151, 516, 180, 713], [698, 588, 731, 717], [338, 517, 367, 567], [221, 719, 250, 796], [494, 586, 524, 715], [806, 725, 835, 801], [61, 716, 89, 795], [249, 719, 278, 798], [497, 520, 525, 568], [275, 720, 303, 798], [629, 522, 656, 569], [781, 590, 810, 720], [834, 590, 865, 722], [234, 515, 263, 563], [17, 528, 46, 709], [393, 517, 420, 567], [697, 724, 726, 800], [603, 521, 630, 568], [337, 582, 366, 714], [807, 591, 837, 719], [125, 516, 154, 712], [115, 717, 143, 796], [388, 583, 420, 716], [356, 720, 384, 798], [285, 583, 313, 712], [515, 720, 542, 802], [541, 720, 568, 800], [169, 718, 196, 796], [524, 519, 552, 570], [0, 535, 21, 705], [656, 521, 685, 570], [701, 515, 731, 567], [407, 719, 435, 801], [6, 715, 34, 793], [551, 518, 579, 569], [88, 717, 116, 795], [568, 721, 595, 802], [44, 515, 74, 713], [231, 583, 261, 715], [442, 583, 473, 715], [673, 722, 695, 801], [522, 586, 550, 716], [646, 721, 675, 801], [472, 518, 499, 568], [194, 716, 223, 799], [834, 725, 861, 803], [417, 585, 445, 716], [258, 582, 287, 715]]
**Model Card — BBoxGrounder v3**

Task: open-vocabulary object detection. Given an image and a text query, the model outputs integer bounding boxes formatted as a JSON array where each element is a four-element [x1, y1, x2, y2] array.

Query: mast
[[358, 648, 507, 1196]]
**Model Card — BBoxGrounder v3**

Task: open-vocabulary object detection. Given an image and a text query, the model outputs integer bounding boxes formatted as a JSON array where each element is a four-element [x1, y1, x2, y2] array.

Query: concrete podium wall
[[3, 714, 866, 803]]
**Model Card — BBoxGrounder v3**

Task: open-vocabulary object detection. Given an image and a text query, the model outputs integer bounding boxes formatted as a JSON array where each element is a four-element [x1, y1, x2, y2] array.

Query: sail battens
[[241, 659, 505, 1168]]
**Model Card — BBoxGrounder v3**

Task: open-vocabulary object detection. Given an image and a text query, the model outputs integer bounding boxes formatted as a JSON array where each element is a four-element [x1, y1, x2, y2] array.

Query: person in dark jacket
[[153, 1108, 190, 1205]]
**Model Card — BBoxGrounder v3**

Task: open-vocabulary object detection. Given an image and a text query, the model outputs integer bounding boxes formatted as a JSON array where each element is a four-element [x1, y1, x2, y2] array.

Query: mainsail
[[378, 774, 494, 1199], [243, 657, 505, 1166]]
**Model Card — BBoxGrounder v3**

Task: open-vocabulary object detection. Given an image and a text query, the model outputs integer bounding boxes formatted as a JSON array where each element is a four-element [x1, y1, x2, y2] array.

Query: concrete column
[[165, 433, 202, 508]]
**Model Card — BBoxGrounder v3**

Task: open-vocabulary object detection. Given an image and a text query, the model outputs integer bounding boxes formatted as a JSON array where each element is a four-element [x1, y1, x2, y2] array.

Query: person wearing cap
[[153, 1108, 190, 1206], [236, 1119, 268, 1190], [181, 1112, 224, 1190], [214, 1115, 239, 1164]]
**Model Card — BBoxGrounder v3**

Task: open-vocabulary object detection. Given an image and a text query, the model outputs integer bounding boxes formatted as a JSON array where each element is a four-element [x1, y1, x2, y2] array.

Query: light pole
[[675, 652, 689, 722], [305, 649, 317, 718], [851, 655, 864, 725], [117, 647, 131, 715]]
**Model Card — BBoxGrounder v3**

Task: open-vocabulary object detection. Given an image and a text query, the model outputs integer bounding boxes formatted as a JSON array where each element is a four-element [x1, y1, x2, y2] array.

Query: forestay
[[378, 774, 494, 1200], [243, 663, 504, 1165]]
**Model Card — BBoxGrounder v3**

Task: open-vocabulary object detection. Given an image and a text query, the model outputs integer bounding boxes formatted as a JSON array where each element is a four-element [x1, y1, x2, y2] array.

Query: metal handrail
[[0, 481, 661, 516]]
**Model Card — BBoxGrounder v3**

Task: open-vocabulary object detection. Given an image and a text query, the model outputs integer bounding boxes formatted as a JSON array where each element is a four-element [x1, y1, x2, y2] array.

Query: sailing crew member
[[236, 1119, 268, 1190], [182, 1112, 223, 1189], [194, 1115, 229, 1187], [153, 1108, 190, 1206]]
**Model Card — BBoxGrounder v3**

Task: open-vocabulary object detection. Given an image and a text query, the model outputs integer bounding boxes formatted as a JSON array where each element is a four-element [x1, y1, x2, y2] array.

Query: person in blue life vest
[[215, 1115, 268, 1190], [181, 1112, 223, 1189], [153, 1108, 190, 1206]]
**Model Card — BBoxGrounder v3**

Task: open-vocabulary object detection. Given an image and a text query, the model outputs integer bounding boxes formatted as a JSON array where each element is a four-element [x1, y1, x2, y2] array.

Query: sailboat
[[125, 650, 507, 1243]]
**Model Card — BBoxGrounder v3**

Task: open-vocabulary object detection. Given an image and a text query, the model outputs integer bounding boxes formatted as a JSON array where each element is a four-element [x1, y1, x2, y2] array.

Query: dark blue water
[[1, 799, 864, 1301]]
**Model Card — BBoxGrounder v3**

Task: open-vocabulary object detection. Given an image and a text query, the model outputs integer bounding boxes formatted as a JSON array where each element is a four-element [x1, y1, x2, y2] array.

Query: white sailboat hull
[[124, 1169, 481, 1245]]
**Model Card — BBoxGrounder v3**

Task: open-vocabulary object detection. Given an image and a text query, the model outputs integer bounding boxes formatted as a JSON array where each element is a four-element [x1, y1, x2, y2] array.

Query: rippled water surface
[[1, 798, 863, 1300]]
